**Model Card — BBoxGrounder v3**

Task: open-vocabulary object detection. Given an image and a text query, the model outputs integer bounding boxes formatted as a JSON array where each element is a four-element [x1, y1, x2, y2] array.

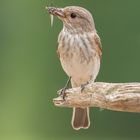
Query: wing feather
[[94, 33, 102, 59]]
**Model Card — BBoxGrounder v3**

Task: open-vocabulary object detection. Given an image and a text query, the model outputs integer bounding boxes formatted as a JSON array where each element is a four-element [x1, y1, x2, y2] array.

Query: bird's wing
[[94, 33, 102, 59], [56, 49, 60, 58]]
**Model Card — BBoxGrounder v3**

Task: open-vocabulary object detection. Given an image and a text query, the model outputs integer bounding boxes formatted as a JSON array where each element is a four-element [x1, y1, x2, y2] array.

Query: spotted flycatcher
[[47, 6, 102, 130]]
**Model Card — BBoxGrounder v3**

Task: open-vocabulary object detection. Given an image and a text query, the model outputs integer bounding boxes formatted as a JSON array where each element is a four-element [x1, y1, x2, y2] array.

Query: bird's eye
[[70, 13, 77, 18]]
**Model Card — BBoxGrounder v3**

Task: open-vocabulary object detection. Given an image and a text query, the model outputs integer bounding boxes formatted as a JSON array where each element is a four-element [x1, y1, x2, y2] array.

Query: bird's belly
[[60, 53, 100, 85]]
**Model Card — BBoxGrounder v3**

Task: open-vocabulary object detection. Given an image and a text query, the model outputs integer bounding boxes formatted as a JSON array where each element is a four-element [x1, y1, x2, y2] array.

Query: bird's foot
[[58, 77, 71, 100], [81, 82, 89, 93], [59, 87, 68, 100]]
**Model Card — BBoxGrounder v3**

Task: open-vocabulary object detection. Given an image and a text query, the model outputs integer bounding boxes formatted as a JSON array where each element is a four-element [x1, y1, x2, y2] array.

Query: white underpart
[[58, 31, 100, 86]]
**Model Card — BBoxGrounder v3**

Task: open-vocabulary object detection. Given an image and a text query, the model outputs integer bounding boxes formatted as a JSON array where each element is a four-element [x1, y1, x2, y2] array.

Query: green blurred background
[[0, 0, 140, 140]]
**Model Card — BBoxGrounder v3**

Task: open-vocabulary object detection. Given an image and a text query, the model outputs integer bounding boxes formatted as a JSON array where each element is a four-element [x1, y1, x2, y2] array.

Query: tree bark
[[53, 82, 140, 113]]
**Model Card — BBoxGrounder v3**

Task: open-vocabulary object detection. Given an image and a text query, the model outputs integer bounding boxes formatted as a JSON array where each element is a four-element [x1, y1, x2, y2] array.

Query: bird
[[47, 6, 102, 130]]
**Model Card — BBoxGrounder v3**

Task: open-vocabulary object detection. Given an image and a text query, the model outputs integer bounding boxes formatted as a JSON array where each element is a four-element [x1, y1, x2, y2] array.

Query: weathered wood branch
[[53, 82, 140, 113]]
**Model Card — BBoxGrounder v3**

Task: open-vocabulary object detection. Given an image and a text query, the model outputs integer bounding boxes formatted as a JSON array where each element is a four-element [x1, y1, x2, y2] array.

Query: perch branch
[[53, 82, 140, 113]]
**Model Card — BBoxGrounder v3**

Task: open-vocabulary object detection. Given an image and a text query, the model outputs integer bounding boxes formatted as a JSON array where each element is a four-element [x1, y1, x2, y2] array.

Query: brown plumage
[[47, 6, 102, 130]]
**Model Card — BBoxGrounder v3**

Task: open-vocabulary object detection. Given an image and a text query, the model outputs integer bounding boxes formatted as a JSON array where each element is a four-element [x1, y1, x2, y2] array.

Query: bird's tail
[[71, 107, 90, 130]]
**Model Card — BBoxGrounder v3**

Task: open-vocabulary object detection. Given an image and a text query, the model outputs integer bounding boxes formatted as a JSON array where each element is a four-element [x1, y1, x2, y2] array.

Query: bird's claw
[[57, 77, 71, 100], [80, 82, 89, 93], [58, 88, 67, 100]]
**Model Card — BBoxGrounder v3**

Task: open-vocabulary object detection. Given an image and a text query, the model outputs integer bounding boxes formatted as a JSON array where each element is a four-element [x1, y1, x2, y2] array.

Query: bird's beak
[[46, 7, 65, 18]]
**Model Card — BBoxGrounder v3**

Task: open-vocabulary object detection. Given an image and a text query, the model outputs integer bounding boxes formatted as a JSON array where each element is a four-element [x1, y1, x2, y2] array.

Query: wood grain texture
[[54, 82, 140, 113]]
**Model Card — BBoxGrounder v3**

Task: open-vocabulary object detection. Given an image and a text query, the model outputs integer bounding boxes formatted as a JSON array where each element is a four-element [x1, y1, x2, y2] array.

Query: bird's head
[[46, 6, 95, 33]]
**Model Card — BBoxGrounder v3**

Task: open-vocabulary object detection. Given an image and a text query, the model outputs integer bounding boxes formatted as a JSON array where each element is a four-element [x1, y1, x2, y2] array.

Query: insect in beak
[[46, 6, 54, 27], [46, 6, 65, 26], [50, 14, 54, 27]]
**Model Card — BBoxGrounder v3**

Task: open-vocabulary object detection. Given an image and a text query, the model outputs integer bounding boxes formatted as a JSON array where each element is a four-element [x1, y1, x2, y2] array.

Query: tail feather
[[71, 107, 90, 130]]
